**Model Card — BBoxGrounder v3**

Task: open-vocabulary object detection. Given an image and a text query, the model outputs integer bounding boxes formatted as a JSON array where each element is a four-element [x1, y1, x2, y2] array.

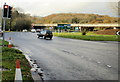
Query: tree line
[[0, 8, 32, 31]]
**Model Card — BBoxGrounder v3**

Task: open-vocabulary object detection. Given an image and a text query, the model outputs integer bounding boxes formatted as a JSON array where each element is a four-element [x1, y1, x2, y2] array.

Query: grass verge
[[0, 40, 9, 46], [1, 42, 33, 81], [54, 32, 120, 41]]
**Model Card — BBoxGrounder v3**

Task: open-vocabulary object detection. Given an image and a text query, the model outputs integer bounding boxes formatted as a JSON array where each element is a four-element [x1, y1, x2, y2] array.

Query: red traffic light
[[3, 5, 9, 17], [4, 5, 8, 8], [3, 4, 12, 18]]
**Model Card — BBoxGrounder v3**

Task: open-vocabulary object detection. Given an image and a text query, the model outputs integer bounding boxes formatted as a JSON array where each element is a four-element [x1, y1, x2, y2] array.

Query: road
[[5, 32, 118, 80]]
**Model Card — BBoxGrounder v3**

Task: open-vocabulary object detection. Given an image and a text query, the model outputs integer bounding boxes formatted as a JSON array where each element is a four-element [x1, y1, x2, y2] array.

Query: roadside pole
[[2, 3, 12, 46], [2, 18, 6, 46]]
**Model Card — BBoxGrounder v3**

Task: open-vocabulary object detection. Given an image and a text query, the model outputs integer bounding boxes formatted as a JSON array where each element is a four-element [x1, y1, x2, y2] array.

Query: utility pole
[[2, 3, 12, 46], [2, 18, 6, 46], [2, 3, 8, 46], [9, 18, 12, 31]]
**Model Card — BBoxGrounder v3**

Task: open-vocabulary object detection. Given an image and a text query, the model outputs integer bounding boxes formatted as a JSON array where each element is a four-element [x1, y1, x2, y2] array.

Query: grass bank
[[2, 47, 33, 81], [0, 39, 14, 47], [0, 40, 33, 81], [0, 40, 9, 46], [54, 32, 120, 41]]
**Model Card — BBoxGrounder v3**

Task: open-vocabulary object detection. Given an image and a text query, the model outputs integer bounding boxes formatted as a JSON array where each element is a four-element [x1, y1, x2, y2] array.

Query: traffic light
[[3, 4, 12, 18], [8, 6, 12, 18], [3, 5, 8, 17]]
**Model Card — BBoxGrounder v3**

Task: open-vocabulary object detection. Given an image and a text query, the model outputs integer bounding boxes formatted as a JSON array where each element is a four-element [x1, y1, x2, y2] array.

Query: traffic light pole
[[2, 18, 6, 46], [9, 19, 12, 31], [2, 3, 12, 46]]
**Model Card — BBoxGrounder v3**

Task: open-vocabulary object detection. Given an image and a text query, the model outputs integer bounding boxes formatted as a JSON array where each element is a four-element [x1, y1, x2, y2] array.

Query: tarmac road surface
[[5, 32, 118, 80]]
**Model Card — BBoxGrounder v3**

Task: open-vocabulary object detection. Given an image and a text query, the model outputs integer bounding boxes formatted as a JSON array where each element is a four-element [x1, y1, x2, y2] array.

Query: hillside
[[33, 13, 118, 24], [94, 29, 120, 35]]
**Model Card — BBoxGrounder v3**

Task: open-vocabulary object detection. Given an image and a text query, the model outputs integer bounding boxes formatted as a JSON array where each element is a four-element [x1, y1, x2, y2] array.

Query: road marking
[[97, 62, 101, 64], [106, 65, 112, 68], [69, 39, 78, 42], [26, 52, 30, 54]]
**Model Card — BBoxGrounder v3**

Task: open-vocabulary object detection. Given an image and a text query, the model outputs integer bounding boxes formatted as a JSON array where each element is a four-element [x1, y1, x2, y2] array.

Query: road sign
[[75, 27, 79, 30], [57, 24, 71, 29], [116, 31, 120, 35]]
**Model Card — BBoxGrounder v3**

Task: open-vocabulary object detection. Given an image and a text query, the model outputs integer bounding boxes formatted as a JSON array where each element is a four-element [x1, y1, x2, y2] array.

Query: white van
[[31, 29, 36, 33], [23, 29, 27, 32]]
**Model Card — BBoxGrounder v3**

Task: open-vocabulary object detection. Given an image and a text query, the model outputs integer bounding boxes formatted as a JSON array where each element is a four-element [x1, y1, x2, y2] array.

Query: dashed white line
[[97, 62, 101, 64], [106, 65, 112, 68]]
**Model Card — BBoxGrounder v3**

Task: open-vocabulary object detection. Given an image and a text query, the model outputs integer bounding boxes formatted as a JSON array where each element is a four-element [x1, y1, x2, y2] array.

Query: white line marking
[[107, 65, 112, 68], [26, 52, 30, 54], [97, 62, 101, 64]]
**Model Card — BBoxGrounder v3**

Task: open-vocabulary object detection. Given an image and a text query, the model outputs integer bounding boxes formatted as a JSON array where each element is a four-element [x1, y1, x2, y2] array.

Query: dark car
[[36, 29, 41, 32], [37, 30, 53, 39]]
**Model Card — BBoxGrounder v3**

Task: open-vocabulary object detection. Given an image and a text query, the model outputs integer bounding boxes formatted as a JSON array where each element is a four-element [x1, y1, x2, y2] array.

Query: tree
[[4, 8, 32, 31], [72, 17, 80, 23], [14, 18, 31, 31], [81, 27, 89, 35], [108, 2, 120, 16]]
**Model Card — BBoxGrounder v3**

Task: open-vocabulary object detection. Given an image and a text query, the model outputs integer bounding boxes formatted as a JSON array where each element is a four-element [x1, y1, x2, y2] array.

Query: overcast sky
[[0, 0, 119, 17]]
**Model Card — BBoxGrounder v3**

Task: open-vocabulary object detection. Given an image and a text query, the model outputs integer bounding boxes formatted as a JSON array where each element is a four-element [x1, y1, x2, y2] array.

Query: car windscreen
[[46, 31, 52, 34], [40, 31, 46, 34]]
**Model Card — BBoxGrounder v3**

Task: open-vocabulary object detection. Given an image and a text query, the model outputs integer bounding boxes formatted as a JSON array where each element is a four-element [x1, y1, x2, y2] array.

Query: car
[[31, 29, 36, 33], [36, 29, 41, 32], [23, 29, 27, 32], [37, 30, 53, 39]]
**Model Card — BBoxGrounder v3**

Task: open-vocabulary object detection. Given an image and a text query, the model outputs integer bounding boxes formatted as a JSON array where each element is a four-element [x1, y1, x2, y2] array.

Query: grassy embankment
[[0, 40, 33, 81], [54, 32, 120, 41]]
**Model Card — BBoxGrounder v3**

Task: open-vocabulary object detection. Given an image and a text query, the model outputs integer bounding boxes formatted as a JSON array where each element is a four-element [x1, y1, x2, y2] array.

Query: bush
[[82, 32, 86, 35]]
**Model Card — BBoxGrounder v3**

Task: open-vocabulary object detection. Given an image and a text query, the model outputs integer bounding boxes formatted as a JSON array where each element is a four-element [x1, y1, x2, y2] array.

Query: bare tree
[[108, 2, 120, 16], [15, 7, 24, 13]]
